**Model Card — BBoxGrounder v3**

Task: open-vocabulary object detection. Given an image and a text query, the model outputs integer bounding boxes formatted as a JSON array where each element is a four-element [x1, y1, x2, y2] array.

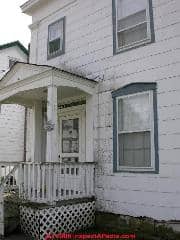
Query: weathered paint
[[20, 0, 180, 220], [0, 45, 28, 163]]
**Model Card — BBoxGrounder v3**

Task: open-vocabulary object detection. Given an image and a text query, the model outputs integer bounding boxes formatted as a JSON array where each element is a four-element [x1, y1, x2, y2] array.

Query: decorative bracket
[[44, 120, 55, 132]]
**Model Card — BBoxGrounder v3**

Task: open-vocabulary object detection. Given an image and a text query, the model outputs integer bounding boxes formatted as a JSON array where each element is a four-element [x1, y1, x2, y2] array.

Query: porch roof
[[0, 62, 98, 105]]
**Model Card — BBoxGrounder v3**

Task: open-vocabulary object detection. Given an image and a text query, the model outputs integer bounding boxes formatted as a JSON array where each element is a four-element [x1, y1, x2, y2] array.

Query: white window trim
[[115, 0, 152, 53], [116, 90, 155, 172]]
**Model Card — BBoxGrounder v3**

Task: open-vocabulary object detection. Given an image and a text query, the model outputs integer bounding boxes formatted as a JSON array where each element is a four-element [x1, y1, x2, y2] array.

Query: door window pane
[[62, 118, 79, 153]]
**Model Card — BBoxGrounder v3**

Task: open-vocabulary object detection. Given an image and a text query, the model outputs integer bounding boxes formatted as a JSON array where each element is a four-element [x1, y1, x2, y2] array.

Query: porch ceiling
[[0, 62, 97, 105], [5, 86, 86, 107]]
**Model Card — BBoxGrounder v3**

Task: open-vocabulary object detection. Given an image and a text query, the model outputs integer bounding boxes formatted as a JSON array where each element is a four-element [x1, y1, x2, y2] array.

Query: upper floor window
[[112, 0, 155, 54], [47, 17, 65, 59], [112, 83, 159, 173]]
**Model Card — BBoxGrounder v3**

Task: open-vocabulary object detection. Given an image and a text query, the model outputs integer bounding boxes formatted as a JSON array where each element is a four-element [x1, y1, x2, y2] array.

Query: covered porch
[[0, 62, 97, 204]]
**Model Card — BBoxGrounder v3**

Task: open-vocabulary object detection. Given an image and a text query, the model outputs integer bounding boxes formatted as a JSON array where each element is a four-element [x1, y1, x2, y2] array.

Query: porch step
[[20, 197, 95, 240]]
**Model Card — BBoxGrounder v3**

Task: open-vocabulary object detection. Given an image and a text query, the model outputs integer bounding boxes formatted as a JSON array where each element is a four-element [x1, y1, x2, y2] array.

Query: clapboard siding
[[0, 104, 25, 162], [0, 46, 27, 162], [28, 0, 180, 220]]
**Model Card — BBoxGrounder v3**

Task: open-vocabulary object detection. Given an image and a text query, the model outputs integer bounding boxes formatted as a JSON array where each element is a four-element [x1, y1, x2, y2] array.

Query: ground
[[5, 228, 180, 240], [5, 232, 32, 240]]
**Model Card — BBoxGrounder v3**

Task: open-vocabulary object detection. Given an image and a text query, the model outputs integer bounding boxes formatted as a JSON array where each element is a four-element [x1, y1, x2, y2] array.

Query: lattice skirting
[[20, 201, 95, 240]]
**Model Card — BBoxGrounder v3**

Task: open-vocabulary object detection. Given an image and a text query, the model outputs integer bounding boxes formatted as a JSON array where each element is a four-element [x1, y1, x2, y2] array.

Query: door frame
[[58, 105, 86, 163]]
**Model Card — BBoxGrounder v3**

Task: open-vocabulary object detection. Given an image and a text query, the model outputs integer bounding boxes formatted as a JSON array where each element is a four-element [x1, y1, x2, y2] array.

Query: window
[[47, 17, 65, 59], [112, 83, 159, 173], [112, 0, 155, 53], [9, 58, 18, 69]]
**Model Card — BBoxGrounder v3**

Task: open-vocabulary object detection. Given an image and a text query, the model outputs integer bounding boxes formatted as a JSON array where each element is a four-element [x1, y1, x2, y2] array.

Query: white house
[[0, 41, 28, 163], [0, 0, 180, 238]]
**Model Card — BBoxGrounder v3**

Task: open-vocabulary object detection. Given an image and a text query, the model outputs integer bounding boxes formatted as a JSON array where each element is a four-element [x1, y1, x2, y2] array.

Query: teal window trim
[[47, 17, 66, 60], [112, 82, 159, 173], [112, 0, 155, 55]]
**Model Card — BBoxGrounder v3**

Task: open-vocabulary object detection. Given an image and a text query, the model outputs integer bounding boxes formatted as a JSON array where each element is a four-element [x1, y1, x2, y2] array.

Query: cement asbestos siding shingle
[[28, 0, 180, 220]]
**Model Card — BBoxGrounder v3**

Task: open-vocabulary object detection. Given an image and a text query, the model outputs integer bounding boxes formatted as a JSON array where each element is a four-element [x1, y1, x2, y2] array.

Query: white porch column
[[86, 95, 94, 162], [32, 101, 42, 162], [46, 85, 58, 162]]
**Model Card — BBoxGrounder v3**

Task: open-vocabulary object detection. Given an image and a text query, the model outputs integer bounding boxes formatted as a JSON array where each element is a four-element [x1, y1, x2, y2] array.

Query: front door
[[59, 107, 85, 163]]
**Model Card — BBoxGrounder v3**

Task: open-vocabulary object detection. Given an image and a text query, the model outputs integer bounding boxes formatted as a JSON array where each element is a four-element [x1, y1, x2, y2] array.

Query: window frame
[[112, 83, 159, 173], [8, 57, 19, 69], [112, 0, 155, 54], [47, 17, 66, 60]]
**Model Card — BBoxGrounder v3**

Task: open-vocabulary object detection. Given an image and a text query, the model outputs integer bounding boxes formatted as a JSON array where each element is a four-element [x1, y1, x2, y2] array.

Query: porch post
[[46, 85, 58, 162], [86, 95, 94, 162], [32, 101, 42, 163]]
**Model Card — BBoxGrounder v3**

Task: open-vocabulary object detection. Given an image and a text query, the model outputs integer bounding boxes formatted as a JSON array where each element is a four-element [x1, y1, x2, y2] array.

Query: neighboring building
[[0, 41, 28, 162], [0, 0, 180, 238]]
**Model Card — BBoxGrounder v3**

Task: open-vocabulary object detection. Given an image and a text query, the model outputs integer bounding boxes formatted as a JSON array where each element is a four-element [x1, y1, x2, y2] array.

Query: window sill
[[114, 168, 159, 174], [47, 50, 65, 60], [113, 37, 154, 55]]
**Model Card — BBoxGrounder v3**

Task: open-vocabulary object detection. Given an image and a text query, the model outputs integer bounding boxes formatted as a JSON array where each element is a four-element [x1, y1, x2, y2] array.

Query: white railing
[[19, 162, 95, 203], [0, 163, 19, 237], [0, 162, 19, 189]]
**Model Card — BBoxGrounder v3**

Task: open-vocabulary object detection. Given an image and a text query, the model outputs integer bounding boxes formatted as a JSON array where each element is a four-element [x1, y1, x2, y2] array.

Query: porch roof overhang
[[0, 62, 98, 106]]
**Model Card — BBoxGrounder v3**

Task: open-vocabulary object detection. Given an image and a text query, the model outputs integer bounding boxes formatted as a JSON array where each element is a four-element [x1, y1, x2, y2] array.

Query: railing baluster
[[28, 164, 31, 199], [53, 164, 57, 201], [37, 164, 41, 201], [32, 164, 35, 200], [47, 164, 52, 203], [15, 162, 95, 203], [42, 164, 45, 201]]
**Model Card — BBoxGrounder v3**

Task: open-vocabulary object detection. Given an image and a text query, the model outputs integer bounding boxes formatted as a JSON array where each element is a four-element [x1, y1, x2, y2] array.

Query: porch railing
[[0, 162, 19, 189], [0, 163, 19, 237], [19, 162, 95, 203]]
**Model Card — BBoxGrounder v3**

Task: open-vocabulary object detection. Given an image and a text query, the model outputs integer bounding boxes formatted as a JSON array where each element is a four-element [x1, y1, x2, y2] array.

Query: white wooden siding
[[28, 0, 180, 220], [0, 46, 27, 162]]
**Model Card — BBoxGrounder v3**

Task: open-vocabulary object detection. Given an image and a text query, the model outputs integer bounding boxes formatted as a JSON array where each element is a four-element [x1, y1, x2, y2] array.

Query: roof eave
[[20, 0, 42, 15], [0, 41, 29, 56]]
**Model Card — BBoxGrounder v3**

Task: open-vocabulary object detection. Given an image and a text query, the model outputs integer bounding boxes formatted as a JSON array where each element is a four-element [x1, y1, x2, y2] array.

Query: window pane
[[118, 93, 151, 132], [49, 38, 61, 54], [49, 20, 63, 41], [117, 10, 146, 31], [116, 0, 148, 48], [62, 119, 79, 153], [117, 22, 147, 48], [119, 131, 151, 167], [117, 0, 147, 20]]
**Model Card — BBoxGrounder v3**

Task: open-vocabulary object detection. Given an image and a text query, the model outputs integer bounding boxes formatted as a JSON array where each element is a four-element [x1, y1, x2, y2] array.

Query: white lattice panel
[[20, 201, 95, 240], [20, 206, 40, 239]]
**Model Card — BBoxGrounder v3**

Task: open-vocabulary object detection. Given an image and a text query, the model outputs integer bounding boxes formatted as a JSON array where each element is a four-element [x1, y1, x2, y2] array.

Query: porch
[[19, 162, 95, 203], [0, 62, 97, 238]]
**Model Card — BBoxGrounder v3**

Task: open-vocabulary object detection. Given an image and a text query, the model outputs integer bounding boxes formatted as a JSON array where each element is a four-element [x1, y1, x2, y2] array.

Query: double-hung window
[[112, 83, 159, 173], [112, 0, 154, 53], [47, 17, 65, 59]]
